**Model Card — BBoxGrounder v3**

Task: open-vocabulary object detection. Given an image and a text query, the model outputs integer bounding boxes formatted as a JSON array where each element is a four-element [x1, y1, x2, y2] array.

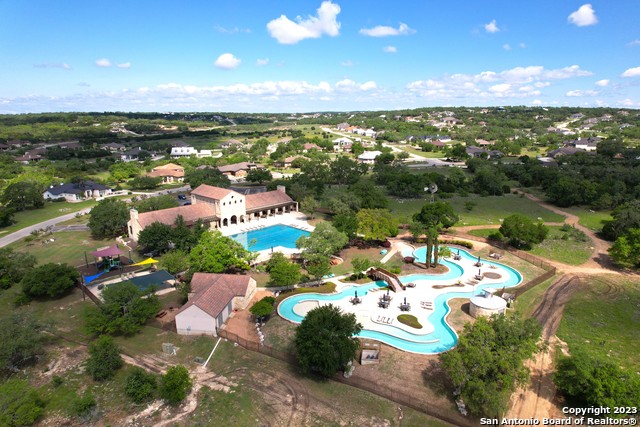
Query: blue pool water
[[230, 224, 310, 252], [277, 247, 523, 354]]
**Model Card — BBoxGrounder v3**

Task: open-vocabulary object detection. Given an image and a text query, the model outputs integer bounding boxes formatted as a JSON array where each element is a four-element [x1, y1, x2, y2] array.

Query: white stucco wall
[[175, 305, 218, 336]]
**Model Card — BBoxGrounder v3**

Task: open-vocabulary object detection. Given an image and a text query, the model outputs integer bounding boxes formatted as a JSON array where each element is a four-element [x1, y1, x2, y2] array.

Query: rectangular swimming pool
[[230, 224, 310, 252]]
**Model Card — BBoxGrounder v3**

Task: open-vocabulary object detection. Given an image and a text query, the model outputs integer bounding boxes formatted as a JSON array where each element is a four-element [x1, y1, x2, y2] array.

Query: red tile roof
[[245, 190, 294, 211], [137, 203, 216, 228], [147, 163, 185, 178], [217, 162, 262, 174], [177, 273, 252, 318], [190, 184, 234, 200]]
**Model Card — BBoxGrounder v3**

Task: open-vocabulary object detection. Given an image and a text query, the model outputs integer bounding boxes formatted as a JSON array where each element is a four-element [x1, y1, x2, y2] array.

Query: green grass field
[[563, 206, 612, 232], [7, 230, 117, 267], [513, 275, 558, 318], [557, 276, 640, 371], [392, 193, 566, 225], [528, 226, 593, 265], [0, 200, 96, 235], [395, 144, 446, 158]]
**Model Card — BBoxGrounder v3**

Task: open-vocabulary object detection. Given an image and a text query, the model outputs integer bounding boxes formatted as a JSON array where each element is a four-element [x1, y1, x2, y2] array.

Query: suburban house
[[146, 163, 185, 183], [220, 139, 244, 149], [127, 184, 297, 240], [170, 146, 212, 158], [275, 155, 307, 168], [357, 150, 382, 165], [302, 143, 321, 152], [121, 147, 145, 162], [336, 122, 350, 131], [217, 162, 262, 178], [565, 136, 601, 152], [548, 146, 583, 158], [332, 137, 352, 152], [104, 142, 127, 152], [175, 273, 257, 336], [466, 146, 503, 159], [15, 151, 43, 164], [43, 181, 112, 202]]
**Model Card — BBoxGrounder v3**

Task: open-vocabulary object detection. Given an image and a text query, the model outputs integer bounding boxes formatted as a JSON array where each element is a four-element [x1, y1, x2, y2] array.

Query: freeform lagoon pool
[[230, 224, 310, 252], [278, 247, 523, 354]]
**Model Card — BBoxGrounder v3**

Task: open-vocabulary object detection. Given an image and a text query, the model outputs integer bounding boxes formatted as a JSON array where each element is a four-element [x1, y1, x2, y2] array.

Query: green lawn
[[395, 144, 446, 158], [563, 206, 612, 232], [557, 276, 640, 371], [469, 226, 593, 266], [513, 275, 558, 318], [528, 226, 593, 265], [0, 200, 97, 235], [7, 230, 117, 267], [392, 193, 566, 225]]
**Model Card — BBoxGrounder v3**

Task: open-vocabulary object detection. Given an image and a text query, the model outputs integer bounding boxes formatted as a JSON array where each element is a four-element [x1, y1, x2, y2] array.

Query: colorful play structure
[[91, 245, 124, 272]]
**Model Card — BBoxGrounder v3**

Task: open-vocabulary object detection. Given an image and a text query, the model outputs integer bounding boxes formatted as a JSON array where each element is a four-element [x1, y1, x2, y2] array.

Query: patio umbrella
[[355, 290, 358, 298]]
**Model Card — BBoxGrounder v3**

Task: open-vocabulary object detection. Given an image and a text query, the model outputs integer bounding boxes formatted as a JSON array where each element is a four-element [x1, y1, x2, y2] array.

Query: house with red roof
[[127, 184, 298, 240], [175, 273, 257, 336]]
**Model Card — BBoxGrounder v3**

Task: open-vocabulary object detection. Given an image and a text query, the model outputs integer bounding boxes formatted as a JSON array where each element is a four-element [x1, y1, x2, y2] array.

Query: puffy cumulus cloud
[[214, 53, 241, 70], [266, 1, 341, 44], [484, 19, 500, 33], [406, 64, 593, 101], [95, 58, 112, 67], [568, 4, 598, 27], [566, 89, 598, 97], [595, 79, 609, 87], [359, 22, 415, 37], [503, 44, 512, 51], [621, 67, 640, 77], [256, 58, 269, 66], [383, 46, 397, 53]]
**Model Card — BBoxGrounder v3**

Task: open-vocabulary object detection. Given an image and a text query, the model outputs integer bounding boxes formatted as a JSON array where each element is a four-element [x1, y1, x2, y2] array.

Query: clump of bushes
[[125, 367, 158, 404], [249, 296, 276, 320], [438, 239, 473, 249]]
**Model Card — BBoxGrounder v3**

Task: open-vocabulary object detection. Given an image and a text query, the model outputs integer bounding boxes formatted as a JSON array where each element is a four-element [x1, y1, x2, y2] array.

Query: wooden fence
[[77, 283, 102, 306], [217, 328, 475, 427]]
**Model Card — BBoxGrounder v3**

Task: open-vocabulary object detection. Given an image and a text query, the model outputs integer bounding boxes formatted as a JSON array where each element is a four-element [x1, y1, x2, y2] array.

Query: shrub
[[20, 263, 79, 299], [249, 298, 275, 319], [85, 336, 123, 381], [438, 239, 473, 249], [488, 231, 504, 241], [71, 394, 97, 419], [51, 376, 64, 388], [0, 380, 45, 427], [160, 365, 192, 404], [125, 367, 157, 404]]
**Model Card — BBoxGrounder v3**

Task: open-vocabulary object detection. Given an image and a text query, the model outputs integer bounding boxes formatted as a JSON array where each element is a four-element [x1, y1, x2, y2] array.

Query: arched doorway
[[222, 218, 228, 227], [230, 215, 238, 225]]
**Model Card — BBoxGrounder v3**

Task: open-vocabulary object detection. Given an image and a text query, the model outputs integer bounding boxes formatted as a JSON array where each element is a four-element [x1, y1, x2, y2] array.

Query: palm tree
[[427, 227, 440, 267]]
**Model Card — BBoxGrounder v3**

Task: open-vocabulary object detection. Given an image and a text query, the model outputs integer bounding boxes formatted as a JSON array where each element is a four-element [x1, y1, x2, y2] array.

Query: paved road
[[0, 208, 93, 248], [0, 185, 192, 248]]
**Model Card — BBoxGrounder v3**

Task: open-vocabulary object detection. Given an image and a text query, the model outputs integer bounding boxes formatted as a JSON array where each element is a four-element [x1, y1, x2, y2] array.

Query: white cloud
[[95, 58, 112, 67], [34, 62, 71, 70], [214, 25, 251, 34], [359, 22, 415, 37], [568, 4, 598, 27], [214, 53, 241, 70], [256, 58, 270, 66], [503, 44, 512, 51], [383, 46, 397, 53], [360, 81, 378, 91], [621, 66, 640, 77], [519, 42, 526, 49], [484, 20, 500, 33], [266, 1, 341, 44], [595, 79, 609, 87], [117, 62, 131, 69], [628, 39, 640, 47], [406, 64, 593, 101], [340, 60, 355, 66], [566, 89, 598, 97]]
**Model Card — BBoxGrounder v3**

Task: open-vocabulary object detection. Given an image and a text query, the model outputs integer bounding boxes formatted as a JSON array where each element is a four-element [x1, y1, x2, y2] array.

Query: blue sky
[[1, 0, 639, 113]]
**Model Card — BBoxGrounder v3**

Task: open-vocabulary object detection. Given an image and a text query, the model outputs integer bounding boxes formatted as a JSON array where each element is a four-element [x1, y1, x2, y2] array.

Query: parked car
[[177, 194, 187, 200]]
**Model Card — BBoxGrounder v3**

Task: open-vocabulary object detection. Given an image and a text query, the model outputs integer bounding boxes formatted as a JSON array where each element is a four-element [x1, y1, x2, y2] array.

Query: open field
[[556, 275, 640, 371], [7, 230, 117, 267], [394, 144, 446, 158], [468, 226, 593, 266], [562, 206, 612, 232], [391, 193, 565, 225], [512, 275, 558, 318], [0, 200, 96, 235]]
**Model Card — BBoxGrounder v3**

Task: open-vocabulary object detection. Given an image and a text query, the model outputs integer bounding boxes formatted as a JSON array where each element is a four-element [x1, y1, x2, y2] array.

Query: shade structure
[[83, 271, 106, 284], [131, 257, 159, 266], [91, 245, 124, 258]]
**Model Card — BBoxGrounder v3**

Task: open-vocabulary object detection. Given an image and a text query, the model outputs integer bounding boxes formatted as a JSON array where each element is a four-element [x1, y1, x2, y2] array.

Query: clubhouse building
[[127, 184, 298, 241]]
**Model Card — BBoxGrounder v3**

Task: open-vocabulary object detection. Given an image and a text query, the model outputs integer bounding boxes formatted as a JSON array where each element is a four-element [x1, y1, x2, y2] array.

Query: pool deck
[[219, 212, 314, 262], [278, 242, 523, 353]]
